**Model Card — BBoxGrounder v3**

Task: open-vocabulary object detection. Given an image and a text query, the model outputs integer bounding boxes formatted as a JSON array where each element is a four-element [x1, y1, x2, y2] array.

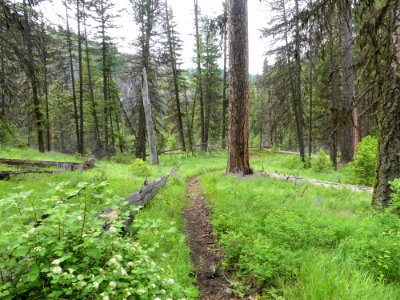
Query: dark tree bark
[[165, 2, 186, 152], [226, 0, 251, 175], [221, 18, 228, 149], [294, 0, 305, 163], [0, 48, 5, 119], [23, 0, 45, 153], [193, 0, 206, 151], [64, 2, 80, 153], [328, 22, 339, 170], [83, 1, 102, 150], [372, 0, 400, 207], [77, 0, 84, 155], [338, 0, 355, 163], [40, 21, 51, 152]]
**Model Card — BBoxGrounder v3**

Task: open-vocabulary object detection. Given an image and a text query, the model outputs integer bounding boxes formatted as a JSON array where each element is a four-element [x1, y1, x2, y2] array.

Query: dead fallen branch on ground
[[97, 166, 179, 232], [259, 171, 373, 193], [0, 170, 54, 180], [0, 158, 95, 170]]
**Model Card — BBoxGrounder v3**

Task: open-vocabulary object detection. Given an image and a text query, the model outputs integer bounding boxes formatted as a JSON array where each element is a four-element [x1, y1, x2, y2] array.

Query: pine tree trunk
[[338, 0, 355, 163], [372, 0, 400, 207], [23, 0, 45, 153], [77, 0, 84, 155], [65, 3, 80, 153], [83, 1, 102, 150], [329, 26, 339, 170], [165, 2, 186, 152], [41, 21, 51, 152], [1, 48, 5, 119], [221, 26, 228, 149], [101, 3, 109, 154], [226, 0, 251, 175], [294, 0, 305, 162], [194, 0, 206, 151], [142, 68, 158, 164]]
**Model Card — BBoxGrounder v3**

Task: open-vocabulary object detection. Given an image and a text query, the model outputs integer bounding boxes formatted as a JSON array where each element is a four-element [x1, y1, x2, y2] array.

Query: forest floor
[[1, 147, 400, 299]]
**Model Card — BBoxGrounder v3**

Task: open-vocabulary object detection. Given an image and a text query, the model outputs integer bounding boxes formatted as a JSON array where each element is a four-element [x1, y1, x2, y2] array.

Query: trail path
[[183, 177, 237, 300]]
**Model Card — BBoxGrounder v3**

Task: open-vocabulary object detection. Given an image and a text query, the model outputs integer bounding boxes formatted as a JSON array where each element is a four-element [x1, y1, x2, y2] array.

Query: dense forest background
[[0, 0, 394, 168]]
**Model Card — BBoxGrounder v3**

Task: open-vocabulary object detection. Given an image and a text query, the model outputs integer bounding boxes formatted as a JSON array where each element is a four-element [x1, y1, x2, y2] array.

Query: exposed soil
[[183, 177, 238, 300]]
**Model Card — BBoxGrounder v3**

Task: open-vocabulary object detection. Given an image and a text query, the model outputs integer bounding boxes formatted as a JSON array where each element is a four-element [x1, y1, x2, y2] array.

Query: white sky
[[39, 0, 270, 74]]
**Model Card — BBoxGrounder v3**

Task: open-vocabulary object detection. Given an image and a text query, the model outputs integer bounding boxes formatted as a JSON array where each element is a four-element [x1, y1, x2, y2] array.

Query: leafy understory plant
[[0, 182, 186, 299]]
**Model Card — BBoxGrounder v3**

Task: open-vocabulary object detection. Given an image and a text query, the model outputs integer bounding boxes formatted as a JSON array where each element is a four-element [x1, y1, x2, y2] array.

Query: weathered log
[[0, 170, 54, 180], [97, 166, 179, 232], [0, 157, 95, 170], [260, 171, 373, 193]]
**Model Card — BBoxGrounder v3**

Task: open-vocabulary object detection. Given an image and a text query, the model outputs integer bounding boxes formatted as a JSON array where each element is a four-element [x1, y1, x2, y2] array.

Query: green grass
[[200, 172, 400, 299], [0, 147, 395, 299]]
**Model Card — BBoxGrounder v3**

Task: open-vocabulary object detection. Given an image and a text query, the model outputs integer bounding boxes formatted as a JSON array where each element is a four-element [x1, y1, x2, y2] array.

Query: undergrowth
[[200, 173, 400, 299]]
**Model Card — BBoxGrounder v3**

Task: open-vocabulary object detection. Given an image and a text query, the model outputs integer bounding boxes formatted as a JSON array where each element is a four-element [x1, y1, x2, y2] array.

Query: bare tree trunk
[[64, 2, 80, 153], [282, 1, 304, 163], [294, 0, 305, 162], [221, 23, 228, 149], [329, 20, 339, 170], [41, 21, 51, 152], [142, 68, 158, 164], [165, 1, 186, 152], [372, 0, 400, 207], [194, 0, 206, 151], [100, 1, 109, 154], [1, 48, 5, 119], [83, 1, 102, 150], [338, 0, 355, 163], [226, 0, 251, 175], [77, 0, 84, 155], [23, 0, 45, 153]]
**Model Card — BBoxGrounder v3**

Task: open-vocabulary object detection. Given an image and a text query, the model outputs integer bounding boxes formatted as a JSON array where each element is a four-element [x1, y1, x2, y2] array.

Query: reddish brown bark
[[226, 0, 251, 175]]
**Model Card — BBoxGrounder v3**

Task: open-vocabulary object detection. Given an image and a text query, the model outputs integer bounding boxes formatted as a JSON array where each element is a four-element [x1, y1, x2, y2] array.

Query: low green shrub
[[312, 149, 332, 173], [0, 182, 185, 299], [281, 155, 304, 169], [111, 153, 135, 164], [349, 135, 378, 186], [129, 158, 151, 178]]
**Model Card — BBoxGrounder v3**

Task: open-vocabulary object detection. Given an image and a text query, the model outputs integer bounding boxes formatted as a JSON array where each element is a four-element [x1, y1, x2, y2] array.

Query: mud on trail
[[183, 177, 238, 300]]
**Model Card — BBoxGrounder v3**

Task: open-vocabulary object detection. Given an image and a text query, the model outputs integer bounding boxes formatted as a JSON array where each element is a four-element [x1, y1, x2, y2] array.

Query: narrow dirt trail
[[183, 177, 237, 300]]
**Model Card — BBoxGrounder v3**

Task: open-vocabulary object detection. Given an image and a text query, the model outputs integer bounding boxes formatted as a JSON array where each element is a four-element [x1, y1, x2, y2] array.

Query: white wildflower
[[115, 254, 122, 261], [167, 278, 175, 285], [137, 288, 146, 295], [155, 298, 162, 300], [109, 258, 117, 265], [68, 268, 75, 274], [79, 281, 87, 287], [160, 289, 166, 294], [33, 246, 42, 252], [120, 267, 127, 276], [93, 282, 99, 289], [127, 262, 134, 267], [77, 216, 83, 221], [51, 259, 61, 265], [109, 226, 117, 233], [151, 284, 156, 288], [77, 274, 84, 281], [28, 227, 36, 234], [109, 281, 117, 288], [52, 266, 62, 274], [155, 274, 161, 280], [103, 296, 109, 300]]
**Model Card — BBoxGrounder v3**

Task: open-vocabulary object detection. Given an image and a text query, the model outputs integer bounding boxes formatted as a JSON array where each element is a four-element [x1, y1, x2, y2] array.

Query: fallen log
[[97, 166, 179, 232], [0, 170, 54, 180], [0, 158, 95, 170], [260, 171, 373, 193]]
